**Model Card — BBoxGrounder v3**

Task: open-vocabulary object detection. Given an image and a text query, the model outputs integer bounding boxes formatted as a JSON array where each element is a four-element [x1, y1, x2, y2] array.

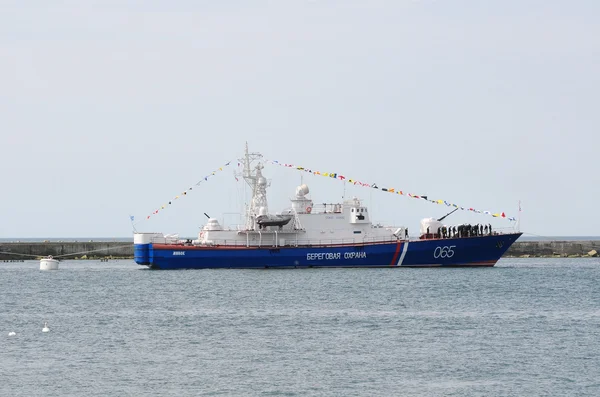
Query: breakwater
[[504, 240, 600, 258], [0, 241, 133, 260], [1, 240, 599, 261]]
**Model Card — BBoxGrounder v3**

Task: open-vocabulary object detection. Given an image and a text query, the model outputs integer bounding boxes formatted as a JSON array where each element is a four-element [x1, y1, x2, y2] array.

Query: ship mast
[[238, 142, 269, 230]]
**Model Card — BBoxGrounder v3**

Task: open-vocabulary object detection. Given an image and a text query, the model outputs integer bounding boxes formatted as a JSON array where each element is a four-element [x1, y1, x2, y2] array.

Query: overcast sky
[[1, 0, 598, 238]]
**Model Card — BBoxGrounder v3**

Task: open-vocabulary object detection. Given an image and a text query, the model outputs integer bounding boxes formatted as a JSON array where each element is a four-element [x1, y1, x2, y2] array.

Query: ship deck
[[150, 231, 518, 249]]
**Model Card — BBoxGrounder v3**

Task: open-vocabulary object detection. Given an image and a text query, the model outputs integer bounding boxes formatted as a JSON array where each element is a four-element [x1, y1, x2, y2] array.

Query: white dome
[[204, 218, 223, 231], [296, 184, 309, 196], [420, 218, 442, 234]]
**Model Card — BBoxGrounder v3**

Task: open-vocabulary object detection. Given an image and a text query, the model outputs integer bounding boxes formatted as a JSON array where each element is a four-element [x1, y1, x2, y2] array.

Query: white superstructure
[[150, 145, 409, 248]]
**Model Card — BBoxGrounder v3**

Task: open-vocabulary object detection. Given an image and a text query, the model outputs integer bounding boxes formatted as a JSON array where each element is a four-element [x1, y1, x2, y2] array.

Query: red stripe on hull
[[388, 241, 402, 266]]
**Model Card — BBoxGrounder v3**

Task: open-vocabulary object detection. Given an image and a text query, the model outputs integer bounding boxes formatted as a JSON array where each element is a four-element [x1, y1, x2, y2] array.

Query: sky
[[1, 0, 598, 238]]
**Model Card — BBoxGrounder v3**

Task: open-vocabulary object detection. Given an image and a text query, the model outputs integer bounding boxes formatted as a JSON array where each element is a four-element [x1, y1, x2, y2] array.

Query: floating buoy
[[40, 256, 59, 271], [8, 331, 16, 336], [42, 322, 50, 333]]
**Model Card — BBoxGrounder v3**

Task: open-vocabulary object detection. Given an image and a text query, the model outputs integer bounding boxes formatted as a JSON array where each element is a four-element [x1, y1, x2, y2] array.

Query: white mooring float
[[40, 255, 59, 271]]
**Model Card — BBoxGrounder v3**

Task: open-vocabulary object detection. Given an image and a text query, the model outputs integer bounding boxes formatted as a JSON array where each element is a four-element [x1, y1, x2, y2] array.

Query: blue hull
[[134, 233, 522, 269]]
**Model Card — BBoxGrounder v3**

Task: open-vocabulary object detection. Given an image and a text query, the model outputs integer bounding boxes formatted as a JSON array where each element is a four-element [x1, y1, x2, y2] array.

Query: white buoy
[[40, 255, 59, 271], [8, 331, 16, 336], [42, 322, 50, 333]]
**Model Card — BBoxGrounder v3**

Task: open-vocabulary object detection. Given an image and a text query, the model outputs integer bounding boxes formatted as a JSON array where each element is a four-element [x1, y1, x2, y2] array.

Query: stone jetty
[[504, 240, 600, 258], [0, 241, 133, 261]]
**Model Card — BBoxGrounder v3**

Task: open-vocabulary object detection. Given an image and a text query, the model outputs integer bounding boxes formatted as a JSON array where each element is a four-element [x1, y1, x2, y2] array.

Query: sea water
[[1, 258, 599, 396]]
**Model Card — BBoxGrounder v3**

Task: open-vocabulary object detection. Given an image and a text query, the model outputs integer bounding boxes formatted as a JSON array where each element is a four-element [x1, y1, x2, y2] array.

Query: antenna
[[517, 200, 521, 232]]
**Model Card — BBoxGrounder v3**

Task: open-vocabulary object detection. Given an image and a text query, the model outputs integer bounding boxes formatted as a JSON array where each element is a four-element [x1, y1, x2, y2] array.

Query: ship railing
[[149, 228, 520, 247], [290, 236, 400, 246], [150, 235, 403, 248], [148, 236, 179, 244], [419, 227, 519, 240], [492, 226, 521, 234], [309, 202, 345, 214]]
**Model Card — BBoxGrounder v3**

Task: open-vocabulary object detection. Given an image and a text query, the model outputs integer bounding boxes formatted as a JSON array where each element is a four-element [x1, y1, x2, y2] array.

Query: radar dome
[[296, 184, 310, 196]]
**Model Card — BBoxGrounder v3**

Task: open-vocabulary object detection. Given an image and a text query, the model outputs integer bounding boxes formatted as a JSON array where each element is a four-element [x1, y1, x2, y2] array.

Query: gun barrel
[[437, 208, 459, 222]]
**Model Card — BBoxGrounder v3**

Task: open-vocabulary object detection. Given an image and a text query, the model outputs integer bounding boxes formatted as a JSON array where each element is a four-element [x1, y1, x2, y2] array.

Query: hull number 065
[[434, 245, 456, 259]]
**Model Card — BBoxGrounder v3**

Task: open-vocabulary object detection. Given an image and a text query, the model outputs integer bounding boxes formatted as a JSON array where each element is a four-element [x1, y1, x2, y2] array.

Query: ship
[[134, 145, 521, 269]]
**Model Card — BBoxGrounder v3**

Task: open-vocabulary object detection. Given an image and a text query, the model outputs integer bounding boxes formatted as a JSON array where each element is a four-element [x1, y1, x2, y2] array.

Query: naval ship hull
[[134, 232, 521, 270]]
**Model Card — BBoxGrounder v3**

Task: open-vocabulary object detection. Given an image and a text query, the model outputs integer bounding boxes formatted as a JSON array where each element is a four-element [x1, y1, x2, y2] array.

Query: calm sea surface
[[1, 258, 599, 396]]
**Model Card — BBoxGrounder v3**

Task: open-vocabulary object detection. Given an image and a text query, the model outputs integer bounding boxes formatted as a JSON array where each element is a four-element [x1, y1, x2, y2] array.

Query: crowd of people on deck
[[440, 224, 493, 238], [425, 224, 495, 239]]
